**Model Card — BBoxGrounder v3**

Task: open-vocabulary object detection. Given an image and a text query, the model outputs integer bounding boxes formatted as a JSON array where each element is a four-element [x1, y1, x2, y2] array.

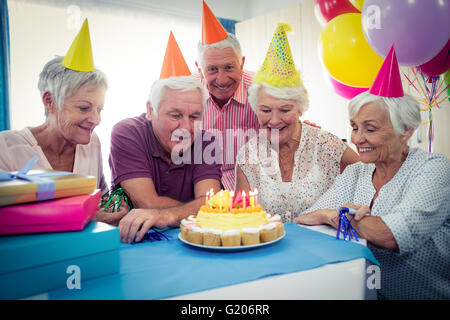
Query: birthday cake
[[180, 190, 284, 247]]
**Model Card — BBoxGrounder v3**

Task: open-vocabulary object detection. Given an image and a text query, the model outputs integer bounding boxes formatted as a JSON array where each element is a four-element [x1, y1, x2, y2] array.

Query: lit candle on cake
[[219, 190, 223, 212], [230, 191, 234, 211], [254, 189, 258, 206], [209, 188, 213, 208], [205, 191, 209, 206], [242, 190, 246, 209], [249, 191, 255, 209]]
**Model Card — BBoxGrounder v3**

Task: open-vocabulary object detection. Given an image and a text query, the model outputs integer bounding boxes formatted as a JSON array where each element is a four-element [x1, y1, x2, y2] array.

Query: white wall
[[246, 0, 307, 19], [108, 0, 306, 21]]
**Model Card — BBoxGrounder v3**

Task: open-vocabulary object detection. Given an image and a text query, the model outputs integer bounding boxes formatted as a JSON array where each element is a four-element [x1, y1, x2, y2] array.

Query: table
[[170, 225, 378, 300], [27, 224, 379, 300]]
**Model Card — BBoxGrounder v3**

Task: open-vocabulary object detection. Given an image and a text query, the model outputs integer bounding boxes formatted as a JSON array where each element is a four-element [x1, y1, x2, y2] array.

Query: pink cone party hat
[[369, 45, 404, 97]]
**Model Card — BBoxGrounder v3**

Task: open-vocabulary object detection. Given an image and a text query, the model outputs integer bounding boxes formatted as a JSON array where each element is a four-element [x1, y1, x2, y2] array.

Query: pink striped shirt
[[195, 70, 260, 190]]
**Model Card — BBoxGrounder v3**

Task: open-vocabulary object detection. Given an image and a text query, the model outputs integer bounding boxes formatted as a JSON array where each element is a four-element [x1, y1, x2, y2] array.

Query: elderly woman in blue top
[[295, 91, 450, 300]]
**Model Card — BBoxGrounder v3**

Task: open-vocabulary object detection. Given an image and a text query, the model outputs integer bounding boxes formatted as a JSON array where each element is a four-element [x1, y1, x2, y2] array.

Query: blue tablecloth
[[48, 223, 378, 300]]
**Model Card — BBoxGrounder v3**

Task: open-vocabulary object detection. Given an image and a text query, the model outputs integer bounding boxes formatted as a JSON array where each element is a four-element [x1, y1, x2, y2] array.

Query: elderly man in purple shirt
[[109, 76, 222, 243]]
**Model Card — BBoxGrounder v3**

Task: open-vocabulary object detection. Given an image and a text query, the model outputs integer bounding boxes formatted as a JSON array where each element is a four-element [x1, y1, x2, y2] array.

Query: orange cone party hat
[[201, 0, 228, 45], [61, 19, 94, 72], [160, 31, 191, 79], [369, 45, 404, 97]]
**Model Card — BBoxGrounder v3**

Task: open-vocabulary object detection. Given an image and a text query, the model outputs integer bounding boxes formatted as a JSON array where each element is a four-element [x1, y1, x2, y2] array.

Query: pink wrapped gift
[[0, 190, 101, 235]]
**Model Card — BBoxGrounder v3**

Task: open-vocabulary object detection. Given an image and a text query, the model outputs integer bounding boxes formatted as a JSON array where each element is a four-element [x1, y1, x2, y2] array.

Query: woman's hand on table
[[294, 209, 336, 226], [294, 204, 371, 229], [341, 203, 371, 221], [118, 208, 174, 243]]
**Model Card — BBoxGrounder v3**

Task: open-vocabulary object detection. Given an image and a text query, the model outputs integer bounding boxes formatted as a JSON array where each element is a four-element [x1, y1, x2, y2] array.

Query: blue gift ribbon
[[0, 155, 72, 201], [336, 207, 359, 242], [131, 227, 173, 245]]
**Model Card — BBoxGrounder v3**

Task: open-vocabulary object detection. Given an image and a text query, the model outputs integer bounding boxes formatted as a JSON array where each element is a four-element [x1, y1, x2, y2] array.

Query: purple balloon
[[362, 0, 449, 66]]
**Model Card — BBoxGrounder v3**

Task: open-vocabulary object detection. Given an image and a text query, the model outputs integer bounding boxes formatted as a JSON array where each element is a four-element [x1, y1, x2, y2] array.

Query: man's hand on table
[[118, 208, 174, 243]]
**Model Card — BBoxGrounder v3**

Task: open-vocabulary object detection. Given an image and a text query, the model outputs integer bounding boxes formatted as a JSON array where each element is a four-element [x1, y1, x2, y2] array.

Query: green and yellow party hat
[[254, 23, 301, 88]]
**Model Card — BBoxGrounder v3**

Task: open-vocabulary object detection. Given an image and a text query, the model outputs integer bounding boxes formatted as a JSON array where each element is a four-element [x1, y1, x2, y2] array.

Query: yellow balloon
[[349, 0, 364, 11], [319, 13, 383, 88]]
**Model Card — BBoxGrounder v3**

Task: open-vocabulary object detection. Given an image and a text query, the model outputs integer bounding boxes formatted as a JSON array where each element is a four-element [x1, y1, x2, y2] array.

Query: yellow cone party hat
[[254, 23, 301, 88], [61, 19, 94, 72]]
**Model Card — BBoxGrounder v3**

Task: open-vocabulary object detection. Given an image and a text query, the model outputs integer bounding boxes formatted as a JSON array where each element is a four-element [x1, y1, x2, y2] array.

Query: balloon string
[[403, 72, 421, 95], [411, 68, 429, 99]]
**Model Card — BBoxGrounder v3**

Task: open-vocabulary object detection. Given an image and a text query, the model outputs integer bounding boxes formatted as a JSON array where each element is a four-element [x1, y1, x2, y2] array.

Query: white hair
[[248, 81, 309, 114], [197, 33, 243, 69], [148, 75, 207, 116], [38, 56, 107, 114], [348, 91, 421, 135]]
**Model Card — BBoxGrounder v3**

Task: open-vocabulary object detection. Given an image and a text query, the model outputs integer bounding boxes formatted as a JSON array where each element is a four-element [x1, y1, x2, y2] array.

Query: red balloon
[[329, 76, 368, 99], [315, 0, 360, 23], [416, 39, 450, 77]]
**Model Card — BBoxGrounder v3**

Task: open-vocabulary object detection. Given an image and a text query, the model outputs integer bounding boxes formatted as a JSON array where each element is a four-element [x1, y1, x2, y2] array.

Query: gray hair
[[248, 81, 310, 114], [197, 33, 243, 69], [148, 75, 207, 116], [348, 91, 421, 135], [38, 56, 108, 114]]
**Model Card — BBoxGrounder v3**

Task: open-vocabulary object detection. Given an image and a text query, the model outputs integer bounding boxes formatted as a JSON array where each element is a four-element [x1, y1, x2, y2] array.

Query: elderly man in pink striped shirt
[[195, 6, 260, 190]]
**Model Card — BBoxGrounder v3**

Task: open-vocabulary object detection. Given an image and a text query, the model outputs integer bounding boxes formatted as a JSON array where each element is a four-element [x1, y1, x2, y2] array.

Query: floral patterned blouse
[[236, 123, 347, 222]]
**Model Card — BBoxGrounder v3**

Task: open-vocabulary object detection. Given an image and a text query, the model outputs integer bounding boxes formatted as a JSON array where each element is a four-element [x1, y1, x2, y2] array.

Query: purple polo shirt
[[109, 113, 222, 203]]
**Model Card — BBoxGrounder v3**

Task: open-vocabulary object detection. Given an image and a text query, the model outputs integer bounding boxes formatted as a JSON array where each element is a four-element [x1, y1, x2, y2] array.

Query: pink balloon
[[330, 76, 368, 99], [315, 0, 360, 23], [416, 39, 450, 77]]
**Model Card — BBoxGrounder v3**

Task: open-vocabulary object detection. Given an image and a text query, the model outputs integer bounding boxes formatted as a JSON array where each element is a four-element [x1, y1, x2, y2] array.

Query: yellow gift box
[[0, 170, 96, 207]]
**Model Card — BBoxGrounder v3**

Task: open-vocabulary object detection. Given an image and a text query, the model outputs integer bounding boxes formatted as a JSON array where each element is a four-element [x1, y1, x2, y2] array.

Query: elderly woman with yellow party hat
[[0, 19, 127, 225], [235, 23, 360, 223]]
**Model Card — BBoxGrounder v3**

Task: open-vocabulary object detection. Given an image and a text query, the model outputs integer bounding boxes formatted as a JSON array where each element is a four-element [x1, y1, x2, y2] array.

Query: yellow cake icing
[[197, 210, 268, 231], [180, 190, 284, 247]]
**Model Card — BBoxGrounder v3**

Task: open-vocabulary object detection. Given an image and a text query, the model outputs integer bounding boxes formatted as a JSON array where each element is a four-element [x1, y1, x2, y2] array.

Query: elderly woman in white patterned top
[[295, 91, 450, 299], [235, 23, 359, 222]]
